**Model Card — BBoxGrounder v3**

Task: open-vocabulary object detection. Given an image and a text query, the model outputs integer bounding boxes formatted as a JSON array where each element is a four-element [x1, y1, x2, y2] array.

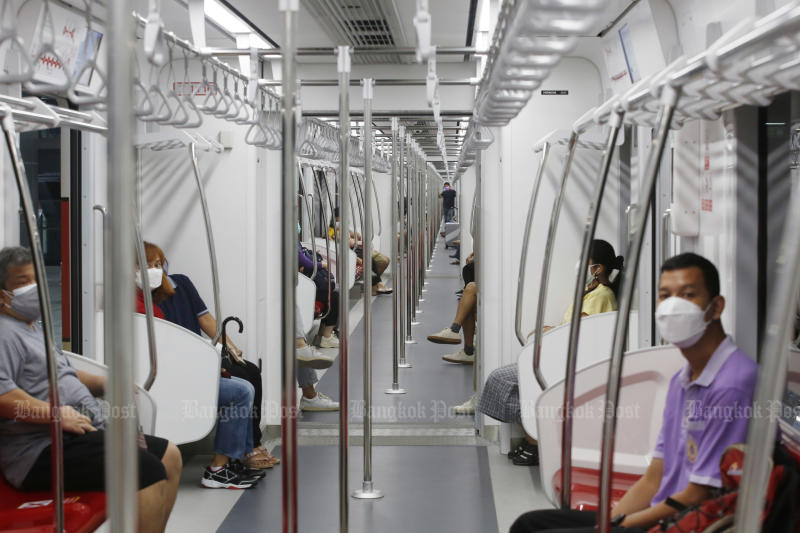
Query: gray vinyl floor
[[166, 235, 548, 533], [301, 237, 473, 425]]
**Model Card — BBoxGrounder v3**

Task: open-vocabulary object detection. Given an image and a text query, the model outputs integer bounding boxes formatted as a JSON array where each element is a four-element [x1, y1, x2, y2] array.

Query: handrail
[[314, 169, 334, 320], [371, 176, 383, 237], [514, 142, 551, 346], [134, 223, 159, 392], [560, 109, 625, 510], [736, 123, 800, 530], [347, 172, 361, 249], [352, 172, 366, 241], [531, 132, 579, 390], [280, 5, 299, 532], [189, 143, 222, 345], [299, 171, 318, 281], [1, 111, 65, 532], [336, 44, 352, 531], [597, 86, 680, 533]]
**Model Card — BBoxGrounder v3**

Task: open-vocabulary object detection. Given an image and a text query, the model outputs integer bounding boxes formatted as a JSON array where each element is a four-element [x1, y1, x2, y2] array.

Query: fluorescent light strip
[[204, 0, 273, 48]]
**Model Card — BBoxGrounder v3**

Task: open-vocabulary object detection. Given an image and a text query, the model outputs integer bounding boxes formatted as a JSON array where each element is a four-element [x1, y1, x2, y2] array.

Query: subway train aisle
[[301, 235, 474, 426]]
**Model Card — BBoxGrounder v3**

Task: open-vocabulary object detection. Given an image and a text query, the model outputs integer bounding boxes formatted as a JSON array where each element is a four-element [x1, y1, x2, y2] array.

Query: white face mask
[[586, 264, 600, 287], [135, 267, 163, 291], [655, 296, 712, 348]]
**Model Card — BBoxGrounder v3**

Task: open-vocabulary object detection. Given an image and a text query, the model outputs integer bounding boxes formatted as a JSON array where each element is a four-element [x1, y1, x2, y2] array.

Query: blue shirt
[[651, 336, 757, 505], [159, 274, 209, 336]]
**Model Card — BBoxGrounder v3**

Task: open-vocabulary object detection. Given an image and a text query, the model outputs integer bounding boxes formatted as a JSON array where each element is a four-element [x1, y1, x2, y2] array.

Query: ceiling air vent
[[304, 0, 408, 63]]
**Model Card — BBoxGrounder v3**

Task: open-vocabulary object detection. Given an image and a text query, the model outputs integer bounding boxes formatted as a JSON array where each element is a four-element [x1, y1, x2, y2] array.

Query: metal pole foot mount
[[398, 357, 413, 367], [411, 320, 421, 325], [352, 481, 384, 499], [384, 384, 408, 394]]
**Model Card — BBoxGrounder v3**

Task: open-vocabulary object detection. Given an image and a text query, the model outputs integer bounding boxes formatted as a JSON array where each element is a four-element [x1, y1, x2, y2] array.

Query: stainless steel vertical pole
[[336, 45, 352, 533], [280, 2, 299, 533], [736, 116, 800, 532], [417, 156, 426, 300], [473, 132, 482, 397], [387, 117, 408, 392], [399, 129, 415, 358], [409, 141, 420, 323], [405, 135, 419, 336], [1, 114, 65, 533], [353, 79, 384, 499], [106, 2, 138, 531], [561, 110, 624, 510], [598, 87, 679, 533]]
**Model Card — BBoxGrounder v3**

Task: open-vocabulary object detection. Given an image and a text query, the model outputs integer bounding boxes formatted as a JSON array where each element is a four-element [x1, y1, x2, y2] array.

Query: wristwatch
[[610, 514, 626, 527]]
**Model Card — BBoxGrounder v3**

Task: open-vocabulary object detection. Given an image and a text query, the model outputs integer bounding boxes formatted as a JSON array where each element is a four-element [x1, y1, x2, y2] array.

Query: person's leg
[[137, 481, 169, 533], [462, 262, 475, 285], [509, 510, 598, 533], [298, 364, 339, 411], [155, 441, 182, 522], [226, 360, 263, 445], [213, 377, 254, 462], [454, 282, 477, 326], [319, 289, 340, 341]]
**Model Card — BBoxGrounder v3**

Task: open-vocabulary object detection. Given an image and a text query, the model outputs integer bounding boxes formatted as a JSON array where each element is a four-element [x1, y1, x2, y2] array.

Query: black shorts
[[21, 431, 169, 492]]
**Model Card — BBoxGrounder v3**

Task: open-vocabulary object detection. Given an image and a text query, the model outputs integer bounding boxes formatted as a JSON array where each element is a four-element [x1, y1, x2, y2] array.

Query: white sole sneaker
[[427, 327, 462, 344], [300, 393, 340, 411], [296, 346, 334, 369], [442, 349, 475, 365], [317, 335, 340, 349], [453, 394, 477, 415]]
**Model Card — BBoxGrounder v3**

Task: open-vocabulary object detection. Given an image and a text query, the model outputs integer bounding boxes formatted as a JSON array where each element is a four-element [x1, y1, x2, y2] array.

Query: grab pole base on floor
[[352, 482, 383, 500], [384, 385, 408, 394]]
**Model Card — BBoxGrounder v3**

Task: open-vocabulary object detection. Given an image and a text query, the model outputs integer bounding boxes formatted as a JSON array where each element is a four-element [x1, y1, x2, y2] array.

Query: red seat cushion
[[552, 467, 641, 511], [0, 476, 105, 533]]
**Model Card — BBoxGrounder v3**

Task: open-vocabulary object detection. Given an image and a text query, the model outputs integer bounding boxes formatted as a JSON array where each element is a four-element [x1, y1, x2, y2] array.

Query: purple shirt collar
[[678, 335, 738, 389]]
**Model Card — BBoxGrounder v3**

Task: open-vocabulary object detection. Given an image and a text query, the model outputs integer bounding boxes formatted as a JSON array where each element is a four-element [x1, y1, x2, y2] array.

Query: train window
[[16, 99, 75, 348]]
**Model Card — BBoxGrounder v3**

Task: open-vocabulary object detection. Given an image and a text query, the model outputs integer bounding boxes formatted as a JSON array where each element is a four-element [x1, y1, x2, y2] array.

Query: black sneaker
[[507, 442, 527, 459], [512, 442, 539, 466], [230, 460, 267, 480], [201, 463, 257, 489]]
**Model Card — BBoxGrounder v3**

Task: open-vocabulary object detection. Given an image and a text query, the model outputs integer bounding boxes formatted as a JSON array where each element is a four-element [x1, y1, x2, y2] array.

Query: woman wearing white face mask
[[472, 239, 625, 467]]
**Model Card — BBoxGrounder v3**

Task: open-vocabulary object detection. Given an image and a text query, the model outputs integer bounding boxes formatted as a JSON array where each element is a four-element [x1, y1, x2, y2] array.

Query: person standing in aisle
[[439, 182, 457, 222]]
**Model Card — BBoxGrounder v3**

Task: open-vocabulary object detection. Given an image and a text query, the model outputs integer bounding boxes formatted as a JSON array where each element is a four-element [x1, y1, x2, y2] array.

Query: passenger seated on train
[[295, 306, 340, 412], [510, 253, 758, 533], [136, 242, 277, 484], [0, 247, 182, 532], [298, 241, 342, 348], [428, 252, 478, 367], [331, 208, 393, 295], [479, 240, 623, 466]]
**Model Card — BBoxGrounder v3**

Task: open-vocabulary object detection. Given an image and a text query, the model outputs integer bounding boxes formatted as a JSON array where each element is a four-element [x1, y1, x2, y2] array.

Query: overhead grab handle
[[144, 0, 168, 67], [414, 0, 433, 63]]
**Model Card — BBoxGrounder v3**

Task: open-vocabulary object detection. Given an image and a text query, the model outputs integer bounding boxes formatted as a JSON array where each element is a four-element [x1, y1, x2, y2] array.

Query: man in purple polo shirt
[[511, 253, 757, 532]]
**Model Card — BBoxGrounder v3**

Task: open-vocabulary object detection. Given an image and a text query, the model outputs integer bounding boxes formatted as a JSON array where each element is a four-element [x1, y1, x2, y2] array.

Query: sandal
[[244, 451, 276, 469], [254, 447, 281, 465]]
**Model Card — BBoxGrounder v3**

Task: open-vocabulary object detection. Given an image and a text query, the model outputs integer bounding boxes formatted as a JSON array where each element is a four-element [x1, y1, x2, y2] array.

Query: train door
[[16, 96, 82, 350]]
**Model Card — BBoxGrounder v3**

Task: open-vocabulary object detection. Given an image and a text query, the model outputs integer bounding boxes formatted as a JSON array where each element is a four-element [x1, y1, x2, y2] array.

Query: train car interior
[[1, 0, 800, 532]]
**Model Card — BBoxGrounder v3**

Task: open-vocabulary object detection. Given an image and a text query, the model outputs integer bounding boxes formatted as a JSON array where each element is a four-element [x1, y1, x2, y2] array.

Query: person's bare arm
[[611, 458, 663, 517], [77, 371, 105, 397], [0, 388, 96, 434], [621, 482, 712, 529]]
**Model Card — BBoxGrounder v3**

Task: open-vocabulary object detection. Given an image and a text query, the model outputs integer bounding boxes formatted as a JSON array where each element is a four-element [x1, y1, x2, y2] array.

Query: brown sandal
[[254, 447, 281, 465], [244, 452, 276, 469]]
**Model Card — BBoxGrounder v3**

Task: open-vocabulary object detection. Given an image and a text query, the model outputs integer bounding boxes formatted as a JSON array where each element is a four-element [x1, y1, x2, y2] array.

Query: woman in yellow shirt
[[477, 239, 624, 466]]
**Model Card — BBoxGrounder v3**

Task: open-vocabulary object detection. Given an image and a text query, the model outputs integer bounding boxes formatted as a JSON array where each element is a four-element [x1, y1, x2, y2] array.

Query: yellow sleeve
[[582, 285, 618, 315]]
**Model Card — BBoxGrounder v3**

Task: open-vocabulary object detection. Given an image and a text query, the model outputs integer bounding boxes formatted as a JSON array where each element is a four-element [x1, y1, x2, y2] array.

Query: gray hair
[[0, 247, 33, 289]]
